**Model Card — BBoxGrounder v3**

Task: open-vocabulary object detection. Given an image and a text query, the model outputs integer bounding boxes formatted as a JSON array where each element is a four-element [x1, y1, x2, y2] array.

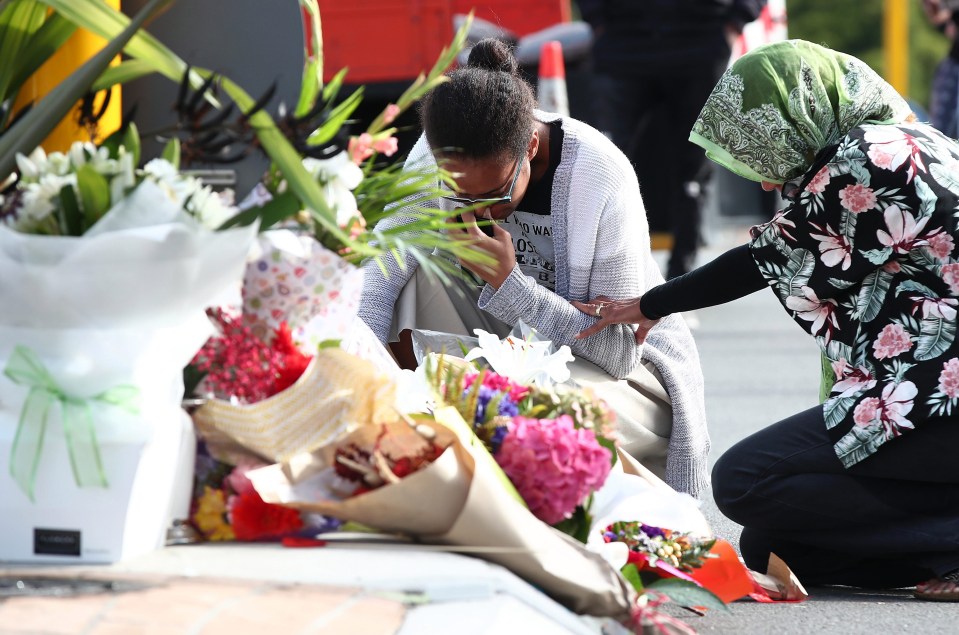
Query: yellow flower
[[193, 486, 235, 541]]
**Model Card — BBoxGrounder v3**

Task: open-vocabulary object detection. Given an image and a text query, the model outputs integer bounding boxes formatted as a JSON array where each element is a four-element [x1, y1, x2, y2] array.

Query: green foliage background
[[785, 0, 949, 112]]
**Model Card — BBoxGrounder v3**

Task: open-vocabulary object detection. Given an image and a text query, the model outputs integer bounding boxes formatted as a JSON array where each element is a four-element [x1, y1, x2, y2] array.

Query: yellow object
[[650, 232, 674, 251], [12, 1, 121, 152], [883, 0, 909, 95]]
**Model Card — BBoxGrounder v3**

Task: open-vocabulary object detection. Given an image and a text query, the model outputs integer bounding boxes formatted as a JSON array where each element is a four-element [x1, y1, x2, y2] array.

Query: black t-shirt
[[518, 120, 564, 215]]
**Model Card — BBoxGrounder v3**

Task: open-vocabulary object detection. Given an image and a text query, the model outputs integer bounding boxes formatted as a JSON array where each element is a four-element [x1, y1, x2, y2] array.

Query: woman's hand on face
[[571, 295, 659, 345], [449, 209, 516, 289]]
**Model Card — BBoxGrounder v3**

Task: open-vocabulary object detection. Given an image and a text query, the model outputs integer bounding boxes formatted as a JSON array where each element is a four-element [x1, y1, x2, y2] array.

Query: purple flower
[[497, 396, 519, 417], [490, 425, 509, 454], [641, 524, 666, 539]]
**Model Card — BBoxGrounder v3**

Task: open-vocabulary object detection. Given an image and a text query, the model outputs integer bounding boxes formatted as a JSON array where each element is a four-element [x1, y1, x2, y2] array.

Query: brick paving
[[0, 574, 406, 635]]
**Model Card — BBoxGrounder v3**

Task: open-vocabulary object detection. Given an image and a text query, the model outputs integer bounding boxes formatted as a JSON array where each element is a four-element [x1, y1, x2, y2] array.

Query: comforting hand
[[571, 295, 659, 344], [448, 210, 516, 289]]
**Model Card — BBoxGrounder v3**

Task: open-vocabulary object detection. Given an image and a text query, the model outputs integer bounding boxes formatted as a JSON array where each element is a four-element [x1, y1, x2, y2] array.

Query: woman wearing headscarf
[[573, 40, 959, 599]]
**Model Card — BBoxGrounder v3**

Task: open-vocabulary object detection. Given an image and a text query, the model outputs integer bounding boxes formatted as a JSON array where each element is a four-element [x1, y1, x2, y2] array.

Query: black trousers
[[591, 59, 728, 278], [712, 406, 959, 588]]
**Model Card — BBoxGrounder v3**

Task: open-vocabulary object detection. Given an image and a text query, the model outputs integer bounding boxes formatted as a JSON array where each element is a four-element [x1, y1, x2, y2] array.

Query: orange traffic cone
[[537, 40, 569, 116]]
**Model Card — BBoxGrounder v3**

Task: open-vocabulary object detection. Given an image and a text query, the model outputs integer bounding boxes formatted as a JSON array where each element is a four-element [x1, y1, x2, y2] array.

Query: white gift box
[[0, 182, 255, 563]]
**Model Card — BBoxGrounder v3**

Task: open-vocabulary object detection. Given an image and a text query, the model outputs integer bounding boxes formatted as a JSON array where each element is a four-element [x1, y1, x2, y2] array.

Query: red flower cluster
[[333, 426, 444, 496], [191, 309, 313, 403], [230, 490, 304, 541]]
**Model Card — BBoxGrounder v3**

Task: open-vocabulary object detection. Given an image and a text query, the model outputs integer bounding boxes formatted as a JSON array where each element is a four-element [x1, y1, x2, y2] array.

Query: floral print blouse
[[749, 122, 959, 467]]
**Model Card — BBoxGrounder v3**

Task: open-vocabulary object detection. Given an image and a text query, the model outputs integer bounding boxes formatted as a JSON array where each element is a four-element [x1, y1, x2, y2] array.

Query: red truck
[[316, 0, 571, 86]]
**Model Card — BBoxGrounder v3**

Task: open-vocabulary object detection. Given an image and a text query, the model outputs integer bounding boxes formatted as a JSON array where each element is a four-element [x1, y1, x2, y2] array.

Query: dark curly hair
[[419, 38, 536, 166]]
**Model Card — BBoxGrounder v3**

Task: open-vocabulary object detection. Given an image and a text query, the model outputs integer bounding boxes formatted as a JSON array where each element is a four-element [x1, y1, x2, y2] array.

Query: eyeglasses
[[441, 156, 523, 207]]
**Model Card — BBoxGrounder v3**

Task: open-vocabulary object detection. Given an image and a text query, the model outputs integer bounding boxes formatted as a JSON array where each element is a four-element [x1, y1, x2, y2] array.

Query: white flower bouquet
[[0, 133, 255, 564]]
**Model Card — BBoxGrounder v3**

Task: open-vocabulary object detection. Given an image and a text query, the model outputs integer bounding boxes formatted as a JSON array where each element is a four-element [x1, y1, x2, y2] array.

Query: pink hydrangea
[[838, 184, 877, 214], [938, 358, 959, 399], [495, 415, 611, 525], [872, 323, 912, 359]]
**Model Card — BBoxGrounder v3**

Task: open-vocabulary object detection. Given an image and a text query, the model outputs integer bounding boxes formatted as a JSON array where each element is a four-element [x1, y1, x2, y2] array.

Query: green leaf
[[8, 12, 77, 98], [218, 189, 299, 231], [0, 0, 173, 179], [551, 504, 592, 544], [161, 136, 180, 169], [75, 164, 111, 228], [213, 73, 367, 251], [91, 58, 155, 93], [122, 120, 140, 166], [294, 0, 322, 117], [36, 0, 189, 88], [98, 119, 137, 160], [620, 563, 644, 593], [316, 339, 342, 350], [0, 0, 48, 101], [57, 182, 82, 236], [647, 578, 729, 612], [322, 67, 348, 102], [308, 85, 363, 146]]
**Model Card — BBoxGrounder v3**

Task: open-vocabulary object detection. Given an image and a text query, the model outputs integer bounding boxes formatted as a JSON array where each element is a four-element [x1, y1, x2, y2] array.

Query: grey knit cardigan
[[358, 112, 710, 496]]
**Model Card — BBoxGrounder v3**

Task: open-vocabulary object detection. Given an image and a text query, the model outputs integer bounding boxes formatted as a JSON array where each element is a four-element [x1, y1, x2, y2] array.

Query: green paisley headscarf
[[689, 40, 912, 184]]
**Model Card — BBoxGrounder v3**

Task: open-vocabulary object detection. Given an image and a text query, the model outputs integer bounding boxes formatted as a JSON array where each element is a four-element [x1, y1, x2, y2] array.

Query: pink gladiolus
[[372, 136, 399, 157], [383, 103, 401, 124], [349, 133, 374, 165]]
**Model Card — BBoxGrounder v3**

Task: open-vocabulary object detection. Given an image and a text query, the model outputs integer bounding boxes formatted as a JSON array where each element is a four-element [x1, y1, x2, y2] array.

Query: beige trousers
[[389, 268, 672, 478]]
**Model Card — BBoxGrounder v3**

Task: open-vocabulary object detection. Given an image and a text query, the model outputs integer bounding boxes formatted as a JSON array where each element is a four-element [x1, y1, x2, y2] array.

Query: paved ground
[[663, 225, 957, 634]]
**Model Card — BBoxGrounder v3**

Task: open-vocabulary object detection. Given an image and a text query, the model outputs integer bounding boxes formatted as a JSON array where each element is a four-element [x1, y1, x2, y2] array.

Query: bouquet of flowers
[[428, 356, 618, 541], [249, 405, 638, 623], [192, 450, 341, 543], [189, 308, 313, 405], [4, 134, 231, 235], [602, 521, 717, 580], [0, 130, 255, 562]]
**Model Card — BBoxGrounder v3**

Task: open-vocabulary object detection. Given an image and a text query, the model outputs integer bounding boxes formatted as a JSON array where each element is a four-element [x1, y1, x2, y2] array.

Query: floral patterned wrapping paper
[[242, 230, 364, 347]]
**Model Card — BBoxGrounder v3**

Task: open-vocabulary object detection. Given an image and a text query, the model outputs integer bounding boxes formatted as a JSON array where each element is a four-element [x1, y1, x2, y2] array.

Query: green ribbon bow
[[4, 345, 140, 502]]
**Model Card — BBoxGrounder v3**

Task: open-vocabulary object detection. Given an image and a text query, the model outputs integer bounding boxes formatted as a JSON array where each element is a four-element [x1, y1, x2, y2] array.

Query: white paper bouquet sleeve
[[0, 181, 256, 564], [251, 407, 637, 621]]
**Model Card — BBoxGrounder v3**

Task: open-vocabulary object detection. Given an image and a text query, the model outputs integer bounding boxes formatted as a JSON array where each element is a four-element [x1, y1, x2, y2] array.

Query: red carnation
[[229, 490, 304, 541]]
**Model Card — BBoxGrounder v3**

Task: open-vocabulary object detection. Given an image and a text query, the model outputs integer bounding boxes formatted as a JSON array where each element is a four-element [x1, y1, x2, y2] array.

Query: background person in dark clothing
[[924, 0, 959, 138], [579, 0, 767, 279]]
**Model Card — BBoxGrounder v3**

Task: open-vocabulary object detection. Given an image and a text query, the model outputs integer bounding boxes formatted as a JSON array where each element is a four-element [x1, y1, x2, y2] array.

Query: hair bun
[[466, 38, 518, 74]]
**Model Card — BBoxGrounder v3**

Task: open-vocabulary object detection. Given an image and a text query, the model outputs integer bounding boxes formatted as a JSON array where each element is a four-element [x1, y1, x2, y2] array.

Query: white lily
[[302, 152, 363, 227], [464, 328, 574, 386], [15, 147, 48, 181]]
